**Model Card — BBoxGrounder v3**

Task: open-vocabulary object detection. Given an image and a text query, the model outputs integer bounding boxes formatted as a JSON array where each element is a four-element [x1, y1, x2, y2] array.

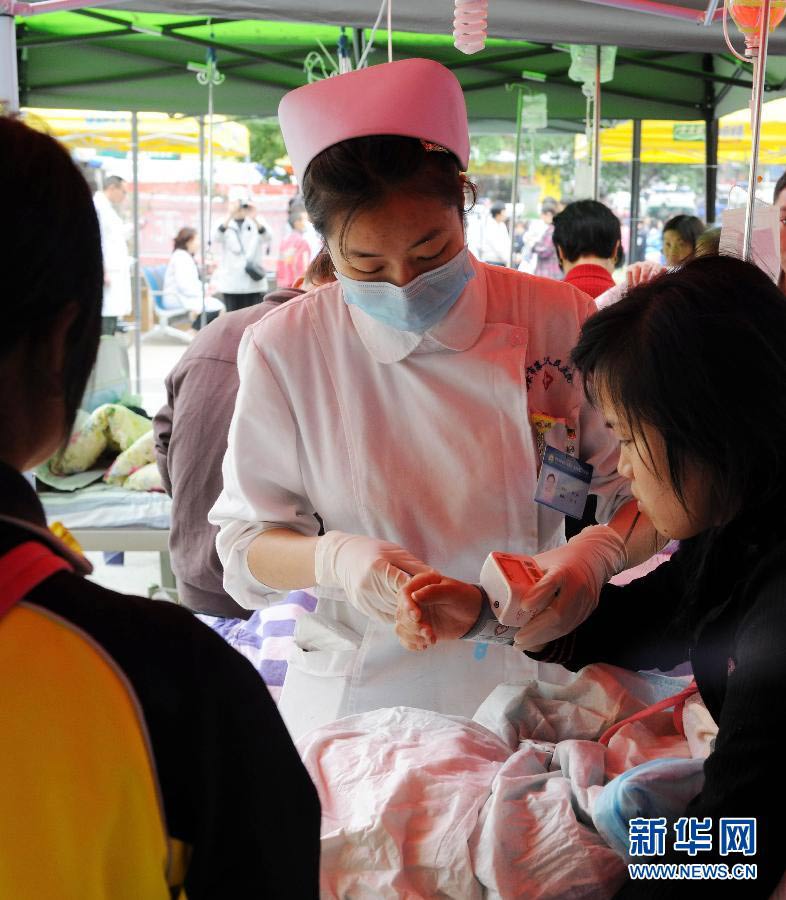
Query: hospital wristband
[[460, 586, 519, 645]]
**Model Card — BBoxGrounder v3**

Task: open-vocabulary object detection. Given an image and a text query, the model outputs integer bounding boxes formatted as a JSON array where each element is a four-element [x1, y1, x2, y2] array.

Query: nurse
[[210, 59, 659, 738]]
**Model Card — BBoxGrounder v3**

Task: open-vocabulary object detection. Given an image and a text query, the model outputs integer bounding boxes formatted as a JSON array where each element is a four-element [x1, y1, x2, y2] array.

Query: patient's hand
[[395, 571, 483, 651]]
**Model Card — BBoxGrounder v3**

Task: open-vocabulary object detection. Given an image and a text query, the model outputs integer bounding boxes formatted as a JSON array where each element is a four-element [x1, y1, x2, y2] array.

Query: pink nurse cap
[[278, 58, 470, 182]]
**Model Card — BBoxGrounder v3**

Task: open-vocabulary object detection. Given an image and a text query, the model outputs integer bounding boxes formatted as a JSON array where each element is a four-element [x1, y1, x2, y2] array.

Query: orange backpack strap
[[0, 542, 74, 618]]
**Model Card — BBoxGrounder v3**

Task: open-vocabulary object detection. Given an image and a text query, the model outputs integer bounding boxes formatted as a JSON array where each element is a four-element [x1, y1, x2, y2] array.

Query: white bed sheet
[[298, 664, 707, 900], [40, 483, 171, 530]]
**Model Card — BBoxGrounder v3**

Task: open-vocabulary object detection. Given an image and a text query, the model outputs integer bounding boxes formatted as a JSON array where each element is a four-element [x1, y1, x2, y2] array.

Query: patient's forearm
[[607, 500, 667, 569], [247, 528, 319, 590]]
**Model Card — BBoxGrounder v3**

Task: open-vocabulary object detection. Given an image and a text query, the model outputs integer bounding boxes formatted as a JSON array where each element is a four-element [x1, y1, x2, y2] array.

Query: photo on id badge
[[535, 445, 593, 519]]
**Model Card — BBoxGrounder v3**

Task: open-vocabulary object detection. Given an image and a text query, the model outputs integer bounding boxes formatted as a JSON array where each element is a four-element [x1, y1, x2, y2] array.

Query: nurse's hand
[[513, 525, 626, 650], [315, 530, 433, 624], [395, 572, 482, 651]]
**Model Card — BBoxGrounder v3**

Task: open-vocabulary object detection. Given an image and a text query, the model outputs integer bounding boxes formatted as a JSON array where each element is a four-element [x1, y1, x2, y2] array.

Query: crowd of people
[[92, 176, 321, 337], [469, 196, 709, 287], [5, 52, 786, 898]]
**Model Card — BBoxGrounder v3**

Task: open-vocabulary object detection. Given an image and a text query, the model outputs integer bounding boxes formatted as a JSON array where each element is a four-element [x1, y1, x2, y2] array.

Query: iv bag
[[720, 197, 781, 283], [568, 45, 617, 94]]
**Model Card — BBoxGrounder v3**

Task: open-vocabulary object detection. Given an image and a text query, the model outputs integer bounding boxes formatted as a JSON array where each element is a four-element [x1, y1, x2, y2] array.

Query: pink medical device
[[479, 552, 546, 627]]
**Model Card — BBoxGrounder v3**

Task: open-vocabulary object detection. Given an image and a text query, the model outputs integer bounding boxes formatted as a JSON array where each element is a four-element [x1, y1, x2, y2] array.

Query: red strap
[[0, 542, 73, 618], [599, 680, 700, 746]]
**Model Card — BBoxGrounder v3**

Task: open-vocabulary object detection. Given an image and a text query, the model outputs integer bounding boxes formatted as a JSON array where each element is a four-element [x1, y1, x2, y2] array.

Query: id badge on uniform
[[534, 445, 593, 519]]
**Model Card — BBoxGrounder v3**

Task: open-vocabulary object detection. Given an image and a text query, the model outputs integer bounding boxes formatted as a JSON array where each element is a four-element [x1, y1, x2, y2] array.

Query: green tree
[[246, 118, 287, 172]]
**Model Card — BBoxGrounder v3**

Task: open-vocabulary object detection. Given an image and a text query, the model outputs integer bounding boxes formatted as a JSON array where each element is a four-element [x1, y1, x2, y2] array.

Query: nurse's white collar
[[347, 253, 488, 364]]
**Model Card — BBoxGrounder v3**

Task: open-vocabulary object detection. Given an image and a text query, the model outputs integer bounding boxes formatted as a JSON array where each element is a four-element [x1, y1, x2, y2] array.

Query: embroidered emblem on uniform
[[542, 370, 554, 391], [525, 356, 574, 389]]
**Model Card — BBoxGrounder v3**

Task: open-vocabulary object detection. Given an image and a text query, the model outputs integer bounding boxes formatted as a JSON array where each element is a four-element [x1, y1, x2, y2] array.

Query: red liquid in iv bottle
[[729, 0, 786, 35]]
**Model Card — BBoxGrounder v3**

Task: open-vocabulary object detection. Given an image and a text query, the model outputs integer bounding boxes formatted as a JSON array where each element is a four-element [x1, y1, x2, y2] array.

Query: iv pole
[[722, 0, 775, 262], [742, 0, 771, 261], [592, 45, 601, 200], [508, 84, 525, 268]]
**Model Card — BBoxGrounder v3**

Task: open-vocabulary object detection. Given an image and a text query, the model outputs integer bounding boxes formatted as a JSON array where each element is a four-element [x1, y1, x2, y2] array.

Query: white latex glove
[[513, 525, 627, 651], [314, 530, 433, 623]]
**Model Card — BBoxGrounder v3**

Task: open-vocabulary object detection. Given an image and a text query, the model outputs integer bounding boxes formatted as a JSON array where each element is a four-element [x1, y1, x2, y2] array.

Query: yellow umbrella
[[21, 108, 249, 158], [576, 98, 786, 165]]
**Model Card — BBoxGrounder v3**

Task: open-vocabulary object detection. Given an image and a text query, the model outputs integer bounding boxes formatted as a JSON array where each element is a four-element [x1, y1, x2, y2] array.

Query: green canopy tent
[[12, 11, 786, 124], [5, 2, 786, 380]]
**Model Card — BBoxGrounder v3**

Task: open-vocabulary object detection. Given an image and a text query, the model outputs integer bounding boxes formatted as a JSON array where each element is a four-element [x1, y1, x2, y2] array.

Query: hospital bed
[[39, 483, 174, 589]]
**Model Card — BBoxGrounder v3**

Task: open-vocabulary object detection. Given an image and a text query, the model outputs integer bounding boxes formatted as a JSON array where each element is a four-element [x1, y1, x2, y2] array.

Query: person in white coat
[[93, 175, 132, 333], [163, 227, 224, 330], [209, 59, 662, 740], [212, 197, 271, 311], [479, 202, 511, 266]]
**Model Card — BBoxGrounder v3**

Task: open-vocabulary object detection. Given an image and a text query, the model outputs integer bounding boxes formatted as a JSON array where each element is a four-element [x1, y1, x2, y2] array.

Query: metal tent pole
[[742, 0, 772, 260], [703, 53, 718, 225], [705, 115, 719, 225], [131, 110, 142, 394], [509, 86, 525, 268], [199, 115, 207, 328], [628, 118, 642, 265], [0, 14, 19, 112], [592, 45, 601, 200]]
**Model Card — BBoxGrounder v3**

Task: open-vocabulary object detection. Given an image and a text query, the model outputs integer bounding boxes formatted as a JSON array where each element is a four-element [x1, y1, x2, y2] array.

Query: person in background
[[511, 219, 528, 268], [163, 227, 224, 330], [532, 196, 562, 280], [93, 174, 132, 335], [289, 193, 323, 259], [644, 218, 664, 262], [276, 208, 313, 289], [479, 202, 511, 266], [552, 199, 622, 300], [0, 116, 319, 899], [550, 198, 624, 537], [154, 251, 335, 621], [594, 224, 720, 313], [773, 171, 786, 292], [662, 214, 705, 268], [213, 195, 271, 311]]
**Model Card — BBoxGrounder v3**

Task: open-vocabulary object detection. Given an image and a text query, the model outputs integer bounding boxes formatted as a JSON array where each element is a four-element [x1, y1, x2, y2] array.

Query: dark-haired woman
[[662, 214, 705, 267], [210, 59, 659, 740], [400, 254, 786, 897], [163, 226, 223, 329], [0, 117, 319, 897]]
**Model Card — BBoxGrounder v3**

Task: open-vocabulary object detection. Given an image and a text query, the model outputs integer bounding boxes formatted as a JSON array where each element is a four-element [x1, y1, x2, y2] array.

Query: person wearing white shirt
[[479, 202, 511, 266], [163, 228, 224, 330], [209, 59, 662, 740], [213, 197, 271, 310], [93, 176, 132, 333]]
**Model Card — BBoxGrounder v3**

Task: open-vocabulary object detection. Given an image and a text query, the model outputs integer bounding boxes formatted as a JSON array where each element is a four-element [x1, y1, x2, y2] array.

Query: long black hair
[[1, 117, 103, 433], [571, 254, 786, 607]]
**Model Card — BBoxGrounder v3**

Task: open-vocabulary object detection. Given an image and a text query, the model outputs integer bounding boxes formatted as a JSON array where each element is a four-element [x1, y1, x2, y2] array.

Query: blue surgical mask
[[336, 246, 475, 333]]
